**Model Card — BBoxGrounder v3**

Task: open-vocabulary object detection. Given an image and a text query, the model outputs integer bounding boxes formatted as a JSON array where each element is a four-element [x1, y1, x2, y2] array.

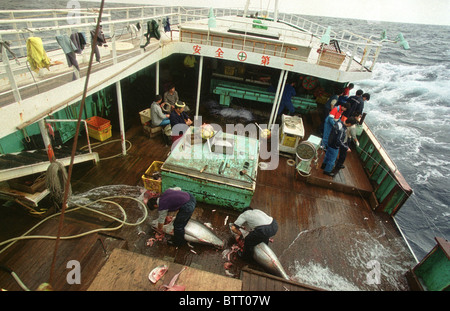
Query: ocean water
[[4, 1, 449, 263], [333, 20, 450, 261]]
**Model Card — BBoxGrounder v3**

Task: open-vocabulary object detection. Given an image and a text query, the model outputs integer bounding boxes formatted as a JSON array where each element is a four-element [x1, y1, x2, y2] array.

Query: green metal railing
[[356, 123, 412, 216]]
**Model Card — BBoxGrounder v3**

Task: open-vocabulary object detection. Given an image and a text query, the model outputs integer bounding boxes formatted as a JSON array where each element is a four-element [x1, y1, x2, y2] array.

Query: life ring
[[302, 76, 318, 90]]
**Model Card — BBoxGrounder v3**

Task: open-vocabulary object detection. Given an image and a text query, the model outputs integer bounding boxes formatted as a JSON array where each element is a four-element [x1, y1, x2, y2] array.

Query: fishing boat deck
[[88, 248, 242, 291], [0, 109, 416, 291]]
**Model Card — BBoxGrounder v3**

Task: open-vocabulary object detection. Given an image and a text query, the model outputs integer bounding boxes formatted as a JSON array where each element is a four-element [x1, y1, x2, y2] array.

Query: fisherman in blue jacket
[[321, 117, 358, 177], [277, 80, 297, 116]]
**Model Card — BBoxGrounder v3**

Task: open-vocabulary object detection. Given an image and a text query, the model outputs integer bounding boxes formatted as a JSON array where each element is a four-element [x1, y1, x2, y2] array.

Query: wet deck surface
[[0, 107, 416, 291]]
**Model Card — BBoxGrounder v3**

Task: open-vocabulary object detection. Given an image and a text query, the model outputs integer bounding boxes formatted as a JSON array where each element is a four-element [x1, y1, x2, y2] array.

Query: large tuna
[[151, 218, 224, 248], [229, 223, 290, 280], [253, 242, 290, 280]]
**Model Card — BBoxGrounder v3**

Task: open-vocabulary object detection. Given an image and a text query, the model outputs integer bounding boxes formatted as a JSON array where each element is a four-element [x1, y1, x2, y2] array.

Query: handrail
[[0, 5, 384, 106], [45, 119, 92, 154]]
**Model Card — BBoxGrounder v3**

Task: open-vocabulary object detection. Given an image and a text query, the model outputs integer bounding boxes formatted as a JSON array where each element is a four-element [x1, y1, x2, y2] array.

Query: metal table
[[161, 128, 259, 210]]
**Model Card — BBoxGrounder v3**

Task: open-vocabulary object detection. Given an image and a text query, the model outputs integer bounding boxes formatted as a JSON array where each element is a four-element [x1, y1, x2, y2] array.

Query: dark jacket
[[327, 120, 349, 150], [169, 110, 190, 136]]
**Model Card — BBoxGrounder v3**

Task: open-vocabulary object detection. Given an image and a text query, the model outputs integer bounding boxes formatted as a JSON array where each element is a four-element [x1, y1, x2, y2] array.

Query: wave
[[357, 57, 450, 260]]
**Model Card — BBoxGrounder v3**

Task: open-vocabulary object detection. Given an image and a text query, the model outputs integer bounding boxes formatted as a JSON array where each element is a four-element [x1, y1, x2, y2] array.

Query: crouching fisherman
[[231, 207, 278, 260], [147, 187, 196, 246]]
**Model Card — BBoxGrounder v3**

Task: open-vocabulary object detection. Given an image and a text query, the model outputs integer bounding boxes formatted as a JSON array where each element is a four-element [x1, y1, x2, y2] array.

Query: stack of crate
[[140, 108, 162, 138]]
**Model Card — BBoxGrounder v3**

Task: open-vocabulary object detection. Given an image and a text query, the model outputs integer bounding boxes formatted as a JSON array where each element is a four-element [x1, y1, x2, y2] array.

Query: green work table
[[161, 128, 259, 211]]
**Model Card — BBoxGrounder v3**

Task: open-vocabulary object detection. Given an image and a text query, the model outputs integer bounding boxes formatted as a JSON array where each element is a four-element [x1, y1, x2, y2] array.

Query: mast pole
[[243, 0, 251, 17], [274, 0, 279, 21]]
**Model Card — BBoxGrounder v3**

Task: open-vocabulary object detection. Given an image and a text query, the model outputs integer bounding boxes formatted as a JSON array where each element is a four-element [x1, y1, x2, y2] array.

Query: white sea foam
[[291, 261, 360, 291]]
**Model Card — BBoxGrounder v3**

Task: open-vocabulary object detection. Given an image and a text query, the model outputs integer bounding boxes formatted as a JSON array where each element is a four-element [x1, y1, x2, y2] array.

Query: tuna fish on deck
[[152, 218, 224, 248]]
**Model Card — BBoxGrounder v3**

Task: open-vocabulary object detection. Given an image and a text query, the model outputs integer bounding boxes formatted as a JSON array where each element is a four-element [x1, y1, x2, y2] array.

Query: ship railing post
[[360, 44, 371, 71], [0, 37, 22, 103], [111, 23, 117, 64], [9, 12, 25, 57], [346, 43, 358, 72], [53, 11, 61, 37], [370, 46, 382, 71]]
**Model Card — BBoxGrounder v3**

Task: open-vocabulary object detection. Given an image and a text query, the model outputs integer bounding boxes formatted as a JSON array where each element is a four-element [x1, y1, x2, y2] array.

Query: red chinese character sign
[[261, 55, 270, 66], [193, 45, 201, 54], [237, 51, 247, 62], [215, 48, 224, 58]]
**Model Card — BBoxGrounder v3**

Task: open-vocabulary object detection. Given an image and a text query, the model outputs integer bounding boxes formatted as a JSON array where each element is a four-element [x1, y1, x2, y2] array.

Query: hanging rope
[[48, 0, 106, 285], [46, 161, 72, 205]]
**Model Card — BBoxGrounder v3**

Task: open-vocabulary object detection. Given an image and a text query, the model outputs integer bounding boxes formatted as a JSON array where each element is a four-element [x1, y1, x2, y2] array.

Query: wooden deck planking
[[0, 110, 415, 291], [0, 215, 127, 291], [241, 268, 322, 291], [88, 248, 242, 291]]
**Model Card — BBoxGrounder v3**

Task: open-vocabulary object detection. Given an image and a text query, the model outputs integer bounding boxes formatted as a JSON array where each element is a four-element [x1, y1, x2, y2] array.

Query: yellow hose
[[0, 195, 148, 253]]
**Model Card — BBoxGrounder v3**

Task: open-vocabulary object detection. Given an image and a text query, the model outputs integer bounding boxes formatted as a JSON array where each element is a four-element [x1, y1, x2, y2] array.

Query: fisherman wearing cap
[[163, 84, 179, 111], [169, 101, 193, 143], [231, 208, 278, 260], [147, 187, 196, 247]]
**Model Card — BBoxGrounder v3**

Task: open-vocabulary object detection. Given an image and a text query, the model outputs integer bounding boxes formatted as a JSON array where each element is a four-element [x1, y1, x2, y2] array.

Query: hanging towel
[[162, 17, 171, 32], [26, 37, 51, 73], [56, 34, 80, 71], [78, 32, 87, 50], [140, 19, 160, 49], [90, 28, 107, 62], [56, 34, 77, 54], [70, 32, 83, 54], [127, 24, 139, 38]]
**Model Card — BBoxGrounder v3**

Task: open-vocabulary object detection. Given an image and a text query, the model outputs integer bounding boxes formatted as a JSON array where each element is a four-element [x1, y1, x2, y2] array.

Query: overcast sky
[[95, 0, 450, 26]]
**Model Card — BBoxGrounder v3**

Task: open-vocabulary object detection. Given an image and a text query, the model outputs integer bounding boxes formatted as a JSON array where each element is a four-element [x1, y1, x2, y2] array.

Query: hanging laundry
[[162, 17, 171, 32], [70, 32, 84, 54], [127, 24, 139, 38], [26, 37, 51, 73], [78, 32, 87, 50], [140, 19, 160, 49], [90, 26, 107, 62], [55, 34, 80, 72]]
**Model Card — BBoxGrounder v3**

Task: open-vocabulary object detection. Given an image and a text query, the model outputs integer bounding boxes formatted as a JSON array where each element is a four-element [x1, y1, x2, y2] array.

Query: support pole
[[268, 69, 287, 128], [156, 61, 160, 95], [195, 55, 204, 119], [274, 0, 279, 21], [38, 119, 54, 162], [111, 23, 126, 156], [115, 81, 127, 156], [244, 0, 251, 17]]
